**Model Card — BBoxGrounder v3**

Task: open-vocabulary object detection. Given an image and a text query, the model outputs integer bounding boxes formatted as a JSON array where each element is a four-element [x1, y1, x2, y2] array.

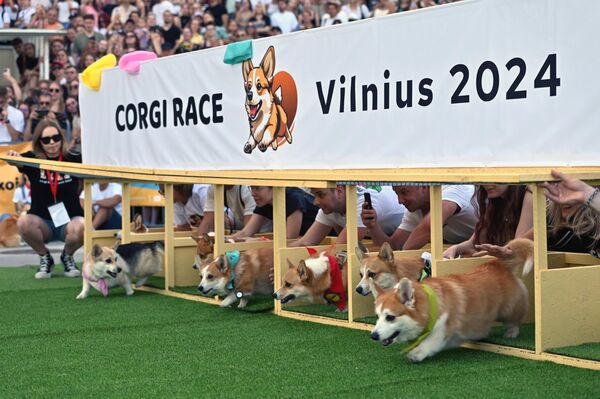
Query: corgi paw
[[257, 142, 268, 152], [76, 292, 86, 299], [219, 301, 232, 308], [243, 143, 253, 154], [237, 298, 248, 308], [503, 325, 520, 338], [407, 348, 427, 363]]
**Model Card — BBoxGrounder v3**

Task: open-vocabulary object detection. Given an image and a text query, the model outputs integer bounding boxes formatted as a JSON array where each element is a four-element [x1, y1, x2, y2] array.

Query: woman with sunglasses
[[6, 120, 84, 279]]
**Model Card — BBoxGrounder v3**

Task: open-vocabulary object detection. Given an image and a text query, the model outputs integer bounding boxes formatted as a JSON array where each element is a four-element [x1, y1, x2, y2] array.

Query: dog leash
[[81, 255, 109, 297], [400, 283, 438, 354]]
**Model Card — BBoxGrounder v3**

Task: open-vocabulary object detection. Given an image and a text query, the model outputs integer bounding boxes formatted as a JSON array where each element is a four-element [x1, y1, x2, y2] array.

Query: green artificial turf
[[354, 316, 377, 325], [282, 303, 348, 320], [483, 323, 536, 350], [548, 343, 600, 361], [1, 266, 599, 398]]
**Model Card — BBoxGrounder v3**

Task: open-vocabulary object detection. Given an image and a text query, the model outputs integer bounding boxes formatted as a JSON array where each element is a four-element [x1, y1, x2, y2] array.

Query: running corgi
[[370, 238, 534, 362], [355, 243, 425, 298], [273, 249, 348, 311], [197, 248, 274, 308], [242, 46, 293, 153]]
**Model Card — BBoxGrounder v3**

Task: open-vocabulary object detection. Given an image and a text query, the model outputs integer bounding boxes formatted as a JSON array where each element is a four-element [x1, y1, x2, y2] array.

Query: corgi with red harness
[[370, 238, 533, 362], [242, 46, 295, 154]]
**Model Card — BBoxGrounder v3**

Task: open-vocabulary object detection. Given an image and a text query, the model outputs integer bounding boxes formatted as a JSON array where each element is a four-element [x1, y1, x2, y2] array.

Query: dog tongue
[[249, 104, 259, 118]]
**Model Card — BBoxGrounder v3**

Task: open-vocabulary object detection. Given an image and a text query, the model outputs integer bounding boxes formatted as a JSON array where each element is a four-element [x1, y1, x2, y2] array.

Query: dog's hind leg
[[135, 276, 149, 288]]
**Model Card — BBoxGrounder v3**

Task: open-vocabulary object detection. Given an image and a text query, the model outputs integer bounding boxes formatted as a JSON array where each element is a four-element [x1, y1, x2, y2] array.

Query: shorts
[[98, 211, 122, 230], [42, 218, 68, 243]]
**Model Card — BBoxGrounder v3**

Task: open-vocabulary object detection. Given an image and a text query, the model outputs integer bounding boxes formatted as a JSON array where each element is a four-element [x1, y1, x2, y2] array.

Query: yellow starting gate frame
[[2, 155, 599, 371]]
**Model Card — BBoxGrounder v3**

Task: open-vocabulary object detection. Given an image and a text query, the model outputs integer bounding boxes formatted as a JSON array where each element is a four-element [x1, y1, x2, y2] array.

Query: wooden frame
[[4, 155, 598, 371]]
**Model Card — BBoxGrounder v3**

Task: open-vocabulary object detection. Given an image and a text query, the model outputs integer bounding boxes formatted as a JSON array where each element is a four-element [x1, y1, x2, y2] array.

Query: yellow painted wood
[[563, 252, 599, 265], [429, 185, 443, 277], [91, 229, 119, 238], [121, 183, 131, 244], [532, 185, 548, 354], [539, 352, 600, 371], [174, 246, 200, 287], [223, 240, 273, 252], [280, 309, 350, 328], [540, 265, 600, 350], [346, 185, 370, 321], [83, 180, 93, 256], [130, 232, 165, 242], [164, 184, 175, 290], [272, 186, 287, 315], [213, 184, 225, 257]]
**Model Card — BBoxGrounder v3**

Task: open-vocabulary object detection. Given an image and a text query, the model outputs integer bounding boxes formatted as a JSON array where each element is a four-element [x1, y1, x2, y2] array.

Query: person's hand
[[1, 109, 8, 123], [360, 202, 378, 229], [29, 110, 38, 120], [6, 150, 21, 157], [472, 243, 512, 258], [443, 245, 460, 259], [47, 111, 57, 121], [540, 169, 595, 206], [3, 68, 14, 82]]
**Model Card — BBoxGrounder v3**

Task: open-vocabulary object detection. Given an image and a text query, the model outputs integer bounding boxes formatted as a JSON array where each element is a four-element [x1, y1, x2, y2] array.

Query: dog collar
[[225, 250, 241, 290], [82, 255, 109, 297], [401, 284, 438, 354]]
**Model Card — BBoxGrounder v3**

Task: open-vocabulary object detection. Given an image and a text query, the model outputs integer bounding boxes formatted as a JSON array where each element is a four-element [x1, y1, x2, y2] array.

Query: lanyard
[[45, 153, 63, 202]]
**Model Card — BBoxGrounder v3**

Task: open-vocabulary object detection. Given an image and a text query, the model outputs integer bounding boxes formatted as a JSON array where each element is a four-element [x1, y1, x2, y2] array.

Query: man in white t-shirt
[[0, 86, 25, 143], [291, 186, 405, 247], [79, 183, 123, 230], [12, 174, 31, 215], [197, 185, 262, 234], [172, 184, 209, 230], [152, 0, 174, 27], [362, 185, 477, 250], [270, 0, 298, 33]]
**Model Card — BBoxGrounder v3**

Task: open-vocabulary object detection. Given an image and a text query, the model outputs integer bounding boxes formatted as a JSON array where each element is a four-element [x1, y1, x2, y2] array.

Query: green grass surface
[[1, 267, 599, 398], [483, 323, 536, 350], [283, 303, 348, 320], [548, 343, 600, 361]]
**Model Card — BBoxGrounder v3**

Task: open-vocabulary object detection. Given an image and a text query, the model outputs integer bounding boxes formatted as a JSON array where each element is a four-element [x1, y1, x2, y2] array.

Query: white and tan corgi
[[242, 46, 292, 153], [370, 238, 534, 362], [197, 248, 273, 308], [76, 242, 163, 299], [355, 242, 425, 298], [273, 250, 348, 311], [191, 232, 215, 270]]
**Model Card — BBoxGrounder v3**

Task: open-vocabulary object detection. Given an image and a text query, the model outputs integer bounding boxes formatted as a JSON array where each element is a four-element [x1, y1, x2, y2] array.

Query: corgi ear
[[242, 59, 253, 82], [396, 278, 415, 308], [216, 255, 229, 272], [355, 244, 367, 261], [133, 213, 143, 228], [287, 258, 294, 269], [191, 234, 199, 243], [260, 46, 275, 81], [202, 233, 214, 245], [297, 260, 309, 281], [378, 242, 394, 263], [92, 244, 103, 259]]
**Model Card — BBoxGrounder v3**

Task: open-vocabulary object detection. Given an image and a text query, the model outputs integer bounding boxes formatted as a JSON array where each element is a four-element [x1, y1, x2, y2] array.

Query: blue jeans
[[42, 218, 67, 242]]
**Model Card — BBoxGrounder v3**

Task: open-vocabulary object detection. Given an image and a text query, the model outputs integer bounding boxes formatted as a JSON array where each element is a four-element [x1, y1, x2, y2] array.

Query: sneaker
[[35, 252, 55, 279], [61, 252, 81, 277]]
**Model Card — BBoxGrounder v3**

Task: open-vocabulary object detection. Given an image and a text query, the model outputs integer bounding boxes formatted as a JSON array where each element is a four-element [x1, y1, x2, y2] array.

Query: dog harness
[[225, 250, 241, 290], [401, 284, 438, 354], [82, 255, 109, 297], [306, 247, 347, 311]]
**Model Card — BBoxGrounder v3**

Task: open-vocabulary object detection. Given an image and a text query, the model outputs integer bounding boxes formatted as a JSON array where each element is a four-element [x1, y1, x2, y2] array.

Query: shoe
[[35, 252, 55, 279], [61, 252, 81, 277]]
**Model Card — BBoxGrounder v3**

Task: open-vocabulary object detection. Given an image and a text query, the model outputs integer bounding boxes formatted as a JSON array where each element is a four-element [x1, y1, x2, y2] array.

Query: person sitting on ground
[[6, 120, 83, 279], [443, 185, 533, 258], [229, 186, 319, 240], [79, 182, 123, 230], [291, 186, 405, 246], [362, 185, 477, 250], [197, 185, 258, 235]]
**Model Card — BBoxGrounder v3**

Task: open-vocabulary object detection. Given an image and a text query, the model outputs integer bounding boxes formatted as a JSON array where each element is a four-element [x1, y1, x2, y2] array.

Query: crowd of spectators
[[0, 0, 460, 144]]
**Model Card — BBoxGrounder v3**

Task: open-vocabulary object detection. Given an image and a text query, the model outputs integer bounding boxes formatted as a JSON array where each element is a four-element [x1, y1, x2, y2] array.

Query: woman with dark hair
[[443, 185, 533, 258], [6, 120, 84, 279]]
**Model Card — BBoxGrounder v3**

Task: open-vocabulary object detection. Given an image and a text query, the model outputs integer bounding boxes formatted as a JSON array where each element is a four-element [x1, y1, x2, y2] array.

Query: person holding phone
[[6, 120, 84, 279], [24, 92, 53, 141], [0, 86, 25, 143]]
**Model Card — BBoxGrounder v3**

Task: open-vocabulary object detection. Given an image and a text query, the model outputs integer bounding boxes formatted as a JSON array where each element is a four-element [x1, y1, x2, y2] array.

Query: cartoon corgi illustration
[[242, 46, 297, 154]]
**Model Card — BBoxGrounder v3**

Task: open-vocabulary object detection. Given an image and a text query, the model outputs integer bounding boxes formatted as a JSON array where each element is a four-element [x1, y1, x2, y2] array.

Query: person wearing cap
[[321, 0, 348, 26], [0, 86, 25, 143]]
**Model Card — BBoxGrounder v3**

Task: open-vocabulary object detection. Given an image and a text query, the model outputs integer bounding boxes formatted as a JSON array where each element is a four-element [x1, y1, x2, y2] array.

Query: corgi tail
[[504, 238, 535, 277]]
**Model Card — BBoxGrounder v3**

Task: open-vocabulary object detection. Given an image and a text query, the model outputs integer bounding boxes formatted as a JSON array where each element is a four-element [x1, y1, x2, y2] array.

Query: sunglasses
[[39, 101, 50, 106], [70, 84, 79, 89], [40, 134, 62, 145], [49, 88, 61, 93]]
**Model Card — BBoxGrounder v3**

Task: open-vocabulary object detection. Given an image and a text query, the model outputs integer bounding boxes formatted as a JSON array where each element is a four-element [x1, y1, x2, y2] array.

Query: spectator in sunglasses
[[6, 120, 84, 280], [24, 92, 53, 141]]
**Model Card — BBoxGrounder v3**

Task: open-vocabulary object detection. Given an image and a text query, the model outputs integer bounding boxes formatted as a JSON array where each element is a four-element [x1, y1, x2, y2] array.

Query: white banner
[[80, 0, 600, 170]]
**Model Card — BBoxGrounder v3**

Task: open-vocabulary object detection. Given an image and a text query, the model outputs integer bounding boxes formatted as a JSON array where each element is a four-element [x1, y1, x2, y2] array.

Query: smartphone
[[37, 109, 49, 118], [363, 192, 372, 209]]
